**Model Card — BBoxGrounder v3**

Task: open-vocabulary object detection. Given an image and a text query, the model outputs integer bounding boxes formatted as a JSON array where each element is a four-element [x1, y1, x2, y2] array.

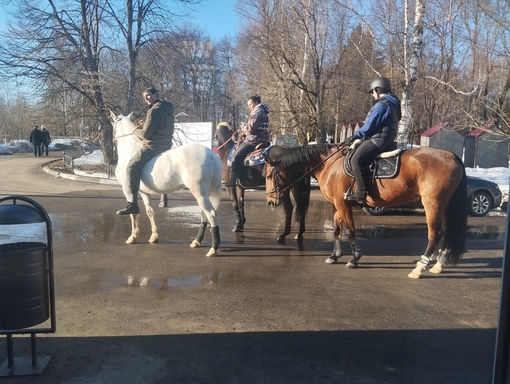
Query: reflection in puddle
[[162, 205, 202, 229], [124, 270, 230, 291], [321, 220, 505, 240]]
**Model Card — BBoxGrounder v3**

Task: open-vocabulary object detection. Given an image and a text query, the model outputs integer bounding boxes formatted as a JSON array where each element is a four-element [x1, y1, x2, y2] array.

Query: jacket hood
[[155, 99, 174, 117], [257, 103, 270, 115], [382, 94, 400, 107]]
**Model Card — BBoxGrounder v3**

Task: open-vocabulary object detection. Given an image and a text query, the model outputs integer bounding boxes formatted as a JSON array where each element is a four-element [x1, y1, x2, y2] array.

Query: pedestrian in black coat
[[29, 126, 42, 157], [41, 126, 52, 156]]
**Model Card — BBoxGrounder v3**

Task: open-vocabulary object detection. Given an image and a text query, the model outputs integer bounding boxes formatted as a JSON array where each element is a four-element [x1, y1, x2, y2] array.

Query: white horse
[[110, 111, 223, 256]]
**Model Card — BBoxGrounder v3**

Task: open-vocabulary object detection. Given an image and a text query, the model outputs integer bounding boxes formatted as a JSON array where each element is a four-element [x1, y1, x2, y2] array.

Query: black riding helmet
[[368, 77, 392, 94]]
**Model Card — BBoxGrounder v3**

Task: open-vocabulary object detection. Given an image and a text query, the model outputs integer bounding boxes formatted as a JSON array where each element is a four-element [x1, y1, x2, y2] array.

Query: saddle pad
[[344, 149, 403, 179], [228, 145, 272, 167]]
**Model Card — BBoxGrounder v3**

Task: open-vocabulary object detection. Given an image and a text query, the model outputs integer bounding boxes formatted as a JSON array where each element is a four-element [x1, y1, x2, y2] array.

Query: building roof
[[467, 123, 496, 138], [420, 122, 451, 137]]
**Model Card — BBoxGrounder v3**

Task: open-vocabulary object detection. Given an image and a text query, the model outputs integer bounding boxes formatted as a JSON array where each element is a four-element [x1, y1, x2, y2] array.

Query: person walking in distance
[[116, 87, 175, 215], [41, 125, 52, 156], [29, 125, 43, 157]]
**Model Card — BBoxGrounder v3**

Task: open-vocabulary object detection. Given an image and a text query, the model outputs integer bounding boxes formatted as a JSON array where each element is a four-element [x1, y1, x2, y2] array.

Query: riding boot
[[345, 168, 367, 204], [116, 201, 140, 215]]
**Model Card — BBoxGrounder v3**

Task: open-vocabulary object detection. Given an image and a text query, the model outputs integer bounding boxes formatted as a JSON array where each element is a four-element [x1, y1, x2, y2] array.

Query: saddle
[[227, 142, 272, 167], [344, 140, 404, 180]]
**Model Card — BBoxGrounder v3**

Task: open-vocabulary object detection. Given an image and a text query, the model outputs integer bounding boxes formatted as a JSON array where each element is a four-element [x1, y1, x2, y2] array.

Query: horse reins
[[216, 128, 241, 151], [112, 117, 139, 142], [267, 143, 348, 196]]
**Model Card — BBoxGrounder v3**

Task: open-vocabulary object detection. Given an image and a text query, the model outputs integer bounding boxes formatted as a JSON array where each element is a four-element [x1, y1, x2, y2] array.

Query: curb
[[42, 159, 119, 186]]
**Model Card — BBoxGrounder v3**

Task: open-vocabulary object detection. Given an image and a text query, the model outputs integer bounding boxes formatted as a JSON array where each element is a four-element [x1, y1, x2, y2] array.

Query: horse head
[[263, 152, 286, 207], [216, 122, 235, 146], [110, 111, 137, 141]]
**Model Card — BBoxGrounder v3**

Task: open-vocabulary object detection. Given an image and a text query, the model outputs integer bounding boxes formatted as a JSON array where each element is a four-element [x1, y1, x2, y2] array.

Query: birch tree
[[236, 0, 349, 143]]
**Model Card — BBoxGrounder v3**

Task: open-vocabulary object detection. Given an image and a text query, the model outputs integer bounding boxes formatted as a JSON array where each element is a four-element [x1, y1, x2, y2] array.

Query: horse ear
[[128, 112, 135, 122], [109, 110, 117, 121]]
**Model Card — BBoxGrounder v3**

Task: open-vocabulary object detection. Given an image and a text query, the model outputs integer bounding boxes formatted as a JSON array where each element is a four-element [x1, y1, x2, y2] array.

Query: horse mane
[[216, 124, 235, 147], [275, 144, 335, 169]]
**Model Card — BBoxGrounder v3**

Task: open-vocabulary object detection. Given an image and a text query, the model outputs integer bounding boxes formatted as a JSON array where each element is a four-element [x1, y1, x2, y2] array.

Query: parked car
[[362, 176, 503, 217]]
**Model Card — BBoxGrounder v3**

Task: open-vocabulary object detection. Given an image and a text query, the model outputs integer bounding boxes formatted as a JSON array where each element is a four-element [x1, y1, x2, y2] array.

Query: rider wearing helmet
[[344, 76, 401, 205]]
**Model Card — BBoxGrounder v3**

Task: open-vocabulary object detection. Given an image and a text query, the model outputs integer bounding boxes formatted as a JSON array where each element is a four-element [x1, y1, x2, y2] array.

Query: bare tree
[[0, 0, 200, 161], [236, 0, 351, 143]]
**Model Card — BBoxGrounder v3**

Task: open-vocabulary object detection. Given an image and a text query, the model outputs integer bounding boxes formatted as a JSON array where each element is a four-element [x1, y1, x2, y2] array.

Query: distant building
[[464, 123, 509, 168], [337, 122, 362, 143], [419, 122, 464, 159], [174, 112, 213, 148]]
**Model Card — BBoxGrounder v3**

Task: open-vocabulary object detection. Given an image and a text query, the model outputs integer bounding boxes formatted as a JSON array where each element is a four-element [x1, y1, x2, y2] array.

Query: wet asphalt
[[0, 152, 506, 384]]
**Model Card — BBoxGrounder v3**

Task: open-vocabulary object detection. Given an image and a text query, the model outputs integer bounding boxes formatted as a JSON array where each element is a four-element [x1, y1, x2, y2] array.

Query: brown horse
[[264, 143, 468, 278], [216, 122, 310, 243]]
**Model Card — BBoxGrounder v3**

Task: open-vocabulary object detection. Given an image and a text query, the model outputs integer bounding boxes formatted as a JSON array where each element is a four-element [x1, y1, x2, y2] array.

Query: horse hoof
[[232, 226, 244, 233], [190, 240, 201, 248], [126, 238, 137, 244], [149, 237, 159, 243], [408, 270, 422, 279], [325, 256, 338, 264], [429, 262, 443, 274], [277, 236, 285, 244], [206, 247, 217, 257], [345, 261, 358, 268], [294, 234, 304, 241]]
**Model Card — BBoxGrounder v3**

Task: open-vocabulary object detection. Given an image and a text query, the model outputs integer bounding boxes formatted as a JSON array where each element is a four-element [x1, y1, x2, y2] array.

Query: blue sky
[[191, 0, 238, 40], [0, 0, 239, 41]]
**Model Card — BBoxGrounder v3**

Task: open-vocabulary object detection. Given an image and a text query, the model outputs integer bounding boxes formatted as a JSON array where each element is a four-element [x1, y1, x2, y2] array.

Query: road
[[0, 152, 506, 383]]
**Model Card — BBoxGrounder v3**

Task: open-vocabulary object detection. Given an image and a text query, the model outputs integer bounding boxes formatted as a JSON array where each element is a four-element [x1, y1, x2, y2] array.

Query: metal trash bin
[[0, 195, 55, 376], [0, 242, 49, 329]]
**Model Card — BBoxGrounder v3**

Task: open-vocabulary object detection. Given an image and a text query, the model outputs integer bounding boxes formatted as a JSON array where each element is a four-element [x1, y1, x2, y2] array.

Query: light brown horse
[[264, 143, 468, 278]]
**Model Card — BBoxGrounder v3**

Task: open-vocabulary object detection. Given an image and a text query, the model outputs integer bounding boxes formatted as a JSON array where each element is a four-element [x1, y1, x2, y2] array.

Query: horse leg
[[141, 193, 158, 243], [228, 187, 245, 232], [126, 213, 140, 244], [325, 220, 343, 264], [345, 239, 363, 268], [159, 194, 168, 208], [190, 221, 208, 248], [191, 194, 220, 257], [277, 192, 293, 244], [408, 209, 442, 279], [338, 206, 363, 268], [236, 186, 247, 231]]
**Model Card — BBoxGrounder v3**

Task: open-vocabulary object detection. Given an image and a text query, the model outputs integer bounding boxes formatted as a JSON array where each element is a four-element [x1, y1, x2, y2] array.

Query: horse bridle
[[112, 116, 138, 142]]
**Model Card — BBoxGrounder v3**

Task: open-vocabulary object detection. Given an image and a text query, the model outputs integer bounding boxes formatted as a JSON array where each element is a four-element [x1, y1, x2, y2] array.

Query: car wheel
[[362, 206, 388, 216], [468, 191, 492, 217]]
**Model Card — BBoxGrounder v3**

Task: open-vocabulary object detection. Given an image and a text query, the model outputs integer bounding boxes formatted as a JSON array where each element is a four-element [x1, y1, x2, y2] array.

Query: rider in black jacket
[[344, 77, 401, 205]]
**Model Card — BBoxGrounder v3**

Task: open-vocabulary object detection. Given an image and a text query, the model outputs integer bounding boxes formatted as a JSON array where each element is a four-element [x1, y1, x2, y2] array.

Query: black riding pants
[[350, 140, 380, 193], [231, 142, 255, 174]]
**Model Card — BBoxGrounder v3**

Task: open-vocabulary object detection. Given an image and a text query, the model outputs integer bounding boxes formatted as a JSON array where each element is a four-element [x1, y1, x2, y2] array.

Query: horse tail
[[210, 151, 223, 211], [293, 174, 311, 225], [441, 159, 467, 265]]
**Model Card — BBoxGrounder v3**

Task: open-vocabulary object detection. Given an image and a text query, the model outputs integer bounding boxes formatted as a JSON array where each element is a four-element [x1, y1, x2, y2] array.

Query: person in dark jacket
[[228, 94, 270, 186], [117, 87, 175, 215], [344, 76, 401, 205], [41, 126, 52, 156], [29, 125, 43, 157]]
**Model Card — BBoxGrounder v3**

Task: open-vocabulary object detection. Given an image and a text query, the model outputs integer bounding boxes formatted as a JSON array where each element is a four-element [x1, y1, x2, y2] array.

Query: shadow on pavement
[[1, 328, 496, 384]]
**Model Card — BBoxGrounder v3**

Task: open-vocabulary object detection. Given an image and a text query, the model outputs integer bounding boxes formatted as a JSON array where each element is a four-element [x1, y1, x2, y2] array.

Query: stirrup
[[344, 191, 366, 204]]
